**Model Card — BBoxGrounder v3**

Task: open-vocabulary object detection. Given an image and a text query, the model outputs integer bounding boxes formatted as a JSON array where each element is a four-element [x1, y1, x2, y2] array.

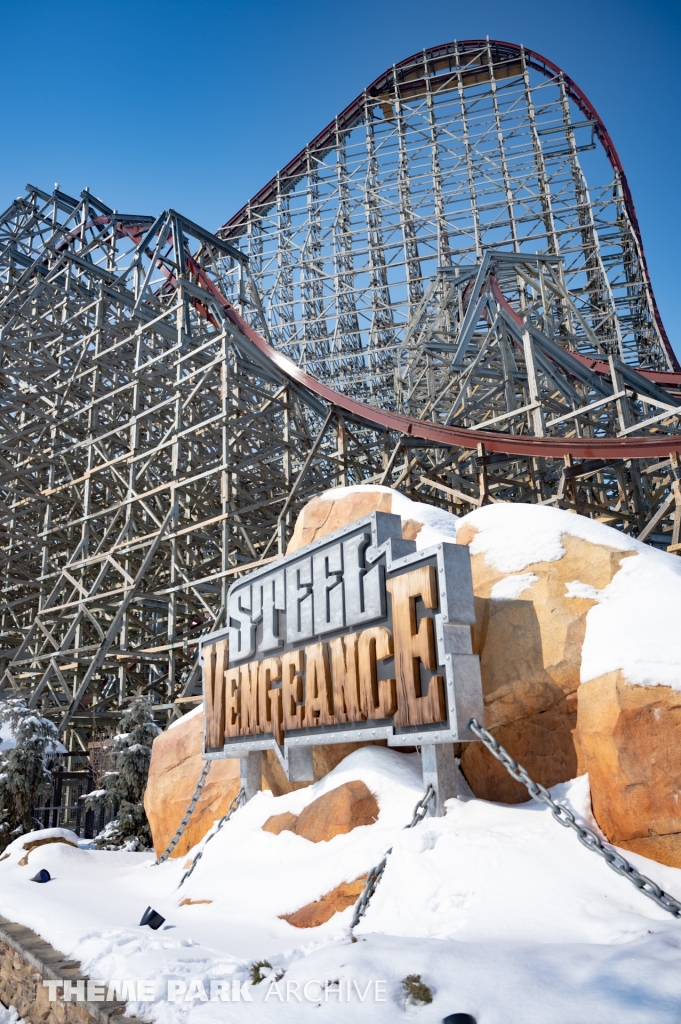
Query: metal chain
[[176, 787, 246, 889], [154, 759, 212, 865], [469, 719, 681, 919], [351, 784, 434, 930]]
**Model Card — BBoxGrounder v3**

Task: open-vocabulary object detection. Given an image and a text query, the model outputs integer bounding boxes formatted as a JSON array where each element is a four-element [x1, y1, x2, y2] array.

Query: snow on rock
[[318, 483, 460, 549], [0, 746, 681, 1023], [167, 702, 203, 730], [0, 1006, 25, 1024], [288, 483, 459, 553], [579, 548, 681, 688], [1, 827, 79, 863], [565, 580, 601, 601], [490, 572, 539, 600], [456, 500, 681, 690], [457, 501, 640, 573]]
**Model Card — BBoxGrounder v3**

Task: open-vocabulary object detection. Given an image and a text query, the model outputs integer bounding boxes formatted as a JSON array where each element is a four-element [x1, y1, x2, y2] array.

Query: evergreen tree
[[85, 698, 160, 850], [0, 698, 59, 851]]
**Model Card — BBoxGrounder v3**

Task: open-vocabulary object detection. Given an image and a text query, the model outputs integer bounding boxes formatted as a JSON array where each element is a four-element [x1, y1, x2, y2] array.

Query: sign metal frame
[[200, 512, 483, 780]]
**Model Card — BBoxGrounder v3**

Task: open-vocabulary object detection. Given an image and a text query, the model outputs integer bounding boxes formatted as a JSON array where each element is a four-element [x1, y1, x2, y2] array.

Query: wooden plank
[[281, 649, 305, 730], [304, 641, 334, 727], [358, 626, 396, 719], [224, 666, 241, 738], [386, 566, 445, 727], [328, 632, 362, 724], [258, 656, 282, 742], [239, 661, 260, 735]]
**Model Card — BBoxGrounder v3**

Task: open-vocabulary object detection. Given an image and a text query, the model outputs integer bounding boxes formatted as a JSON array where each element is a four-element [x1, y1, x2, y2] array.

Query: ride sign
[[201, 512, 483, 777]]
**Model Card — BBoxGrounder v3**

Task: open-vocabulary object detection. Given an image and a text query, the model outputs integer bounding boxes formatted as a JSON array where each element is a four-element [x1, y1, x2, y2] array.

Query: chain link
[[177, 786, 246, 889], [154, 759, 212, 865], [351, 784, 434, 930], [469, 719, 681, 919]]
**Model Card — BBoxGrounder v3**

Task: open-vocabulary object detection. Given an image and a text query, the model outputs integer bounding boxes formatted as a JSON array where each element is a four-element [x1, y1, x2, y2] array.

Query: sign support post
[[240, 751, 263, 801], [421, 742, 458, 816], [288, 745, 314, 782]]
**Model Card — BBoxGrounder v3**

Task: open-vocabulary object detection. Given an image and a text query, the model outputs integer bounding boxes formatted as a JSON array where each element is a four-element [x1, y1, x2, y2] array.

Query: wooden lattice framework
[[0, 39, 679, 748]]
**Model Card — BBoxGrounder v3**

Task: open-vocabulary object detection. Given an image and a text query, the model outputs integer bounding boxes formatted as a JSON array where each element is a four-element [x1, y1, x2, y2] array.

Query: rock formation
[[286, 487, 424, 552], [577, 671, 681, 868], [145, 709, 241, 859], [145, 486, 681, 870], [262, 780, 379, 843], [146, 707, 383, 857], [280, 876, 367, 928], [458, 527, 634, 804]]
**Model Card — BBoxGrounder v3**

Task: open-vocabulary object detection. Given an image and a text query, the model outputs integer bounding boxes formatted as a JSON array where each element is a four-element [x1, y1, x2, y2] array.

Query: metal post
[[288, 745, 314, 783], [421, 743, 458, 817], [240, 751, 263, 802]]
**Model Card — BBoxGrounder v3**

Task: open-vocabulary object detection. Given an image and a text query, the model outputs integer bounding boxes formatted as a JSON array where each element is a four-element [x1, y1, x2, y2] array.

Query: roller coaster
[[0, 40, 679, 746]]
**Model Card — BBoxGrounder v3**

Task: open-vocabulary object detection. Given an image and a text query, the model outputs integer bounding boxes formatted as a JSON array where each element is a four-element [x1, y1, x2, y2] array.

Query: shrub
[[402, 974, 433, 1006], [0, 698, 60, 851], [84, 698, 160, 850], [249, 961, 272, 985]]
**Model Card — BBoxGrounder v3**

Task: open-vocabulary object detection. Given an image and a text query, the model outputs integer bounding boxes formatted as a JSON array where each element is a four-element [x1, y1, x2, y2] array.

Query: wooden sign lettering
[[201, 511, 483, 773]]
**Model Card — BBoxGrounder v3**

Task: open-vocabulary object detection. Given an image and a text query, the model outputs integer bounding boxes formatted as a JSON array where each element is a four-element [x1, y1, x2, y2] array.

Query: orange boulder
[[286, 486, 429, 553], [262, 780, 379, 843], [458, 532, 633, 803], [144, 710, 241, 859], [281, 876, 367, 928], [293, 780, 379, 842], [577, 671, 681, 868], [262, 811, 298, 836]]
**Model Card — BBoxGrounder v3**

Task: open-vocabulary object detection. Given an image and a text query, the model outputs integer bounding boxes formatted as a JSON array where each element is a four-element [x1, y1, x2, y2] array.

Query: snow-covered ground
[[1, 747, 681, 1023]]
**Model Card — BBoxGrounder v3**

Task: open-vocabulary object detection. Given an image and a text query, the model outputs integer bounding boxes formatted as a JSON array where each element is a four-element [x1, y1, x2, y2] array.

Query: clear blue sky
[[2, 0, 679, 352]]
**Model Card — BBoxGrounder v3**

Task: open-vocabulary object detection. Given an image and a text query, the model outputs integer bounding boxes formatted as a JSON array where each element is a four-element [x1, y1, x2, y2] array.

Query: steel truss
[[0, 186, 383, 742], [0, 40, 680, 748], [219, 40, 677, 396]]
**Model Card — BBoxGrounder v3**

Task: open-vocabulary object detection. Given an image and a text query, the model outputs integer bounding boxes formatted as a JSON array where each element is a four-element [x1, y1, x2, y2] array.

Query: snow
[[450, 499, 681, 691], [0, 1007, 24, 1024], [168, 703, 203, 731], [579, 552, 681, 688], [1, 747, 680, 1023], [565, 580, 601, 601], [1, 827, 79, 862], [318, 484, 460, 550], [490, 573, 538, 600], [457, 502, 640, 574]]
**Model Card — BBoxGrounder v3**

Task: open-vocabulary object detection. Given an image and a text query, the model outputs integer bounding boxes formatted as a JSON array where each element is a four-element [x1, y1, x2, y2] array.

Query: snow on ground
[[1, 747, 681, 1023]]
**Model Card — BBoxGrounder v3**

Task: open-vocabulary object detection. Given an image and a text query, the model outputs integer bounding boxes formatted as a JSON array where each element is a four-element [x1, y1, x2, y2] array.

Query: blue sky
[[2, 0, 679, 351]]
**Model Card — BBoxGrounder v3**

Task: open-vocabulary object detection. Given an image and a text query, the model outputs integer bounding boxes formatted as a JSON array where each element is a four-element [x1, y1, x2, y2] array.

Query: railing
[[33, 758, 116, 840]]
